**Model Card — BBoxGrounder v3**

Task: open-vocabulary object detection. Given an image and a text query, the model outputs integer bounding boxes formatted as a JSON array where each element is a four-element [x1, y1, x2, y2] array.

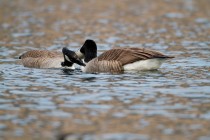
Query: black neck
[[80, 39, 97, 63]]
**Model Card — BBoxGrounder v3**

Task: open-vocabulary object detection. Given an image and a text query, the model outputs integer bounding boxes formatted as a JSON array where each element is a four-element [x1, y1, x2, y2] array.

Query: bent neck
[[80, 39, 97, 63]]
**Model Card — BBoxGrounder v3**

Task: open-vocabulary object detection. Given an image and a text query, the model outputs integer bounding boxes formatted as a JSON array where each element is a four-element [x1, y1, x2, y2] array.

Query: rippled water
[[0, 0, 210, 140], [1, 41, 210, 140]]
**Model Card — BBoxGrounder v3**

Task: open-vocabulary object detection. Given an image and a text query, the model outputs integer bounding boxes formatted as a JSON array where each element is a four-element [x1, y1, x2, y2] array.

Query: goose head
[[62, 47, 85, 67], [76, 39, 97, 63]]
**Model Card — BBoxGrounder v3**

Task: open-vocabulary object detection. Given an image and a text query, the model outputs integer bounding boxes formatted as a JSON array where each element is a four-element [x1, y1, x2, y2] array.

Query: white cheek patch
[[64, 55, 71, 62]]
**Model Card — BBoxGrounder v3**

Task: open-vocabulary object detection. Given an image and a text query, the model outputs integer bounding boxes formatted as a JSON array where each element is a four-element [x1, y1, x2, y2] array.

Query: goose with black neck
[[62, 39, 174, 73]]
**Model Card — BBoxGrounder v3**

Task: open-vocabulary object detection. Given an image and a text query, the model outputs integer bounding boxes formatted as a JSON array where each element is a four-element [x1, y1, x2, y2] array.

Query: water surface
[[0, 0, 210, 140]]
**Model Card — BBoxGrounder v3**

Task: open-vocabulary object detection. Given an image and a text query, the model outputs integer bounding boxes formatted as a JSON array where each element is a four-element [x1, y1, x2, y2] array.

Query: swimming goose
[[62, 39, 174, 73], [18, 41, 87, 69]]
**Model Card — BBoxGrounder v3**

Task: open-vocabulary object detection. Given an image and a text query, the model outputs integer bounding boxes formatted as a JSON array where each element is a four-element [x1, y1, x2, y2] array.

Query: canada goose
[[62, 40, 174, 73], [19, 44, 85, 69]]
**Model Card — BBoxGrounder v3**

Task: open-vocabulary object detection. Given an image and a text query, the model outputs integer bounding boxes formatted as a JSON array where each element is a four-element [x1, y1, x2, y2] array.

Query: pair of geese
[[19, 39, 174, 73]]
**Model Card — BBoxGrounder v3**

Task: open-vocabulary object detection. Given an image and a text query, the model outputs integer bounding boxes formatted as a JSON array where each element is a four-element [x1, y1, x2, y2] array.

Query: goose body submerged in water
[[62, 39, 174, 73], [18, 43, 86, 69], [19, 50, 70, 68]]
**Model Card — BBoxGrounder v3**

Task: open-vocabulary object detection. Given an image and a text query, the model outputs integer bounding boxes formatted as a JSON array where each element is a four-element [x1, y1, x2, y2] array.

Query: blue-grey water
[[0, 0, 210, 140]]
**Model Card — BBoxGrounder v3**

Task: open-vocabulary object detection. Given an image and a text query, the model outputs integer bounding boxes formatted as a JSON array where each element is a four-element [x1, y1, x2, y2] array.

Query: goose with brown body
[[63, 40, 174, 73], [19, 50, 67, 68], [19, 44, 85, 69]]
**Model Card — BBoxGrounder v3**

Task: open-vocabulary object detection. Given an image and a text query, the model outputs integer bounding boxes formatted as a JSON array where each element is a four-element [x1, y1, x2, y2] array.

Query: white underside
[[80, 58, 166, 72], [123, 58, 166, 71]]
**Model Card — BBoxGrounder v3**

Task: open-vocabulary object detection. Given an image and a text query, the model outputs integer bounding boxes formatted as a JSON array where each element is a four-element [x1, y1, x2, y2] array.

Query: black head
[[62, 47, 86, 67], [80, 39, 97, 63]]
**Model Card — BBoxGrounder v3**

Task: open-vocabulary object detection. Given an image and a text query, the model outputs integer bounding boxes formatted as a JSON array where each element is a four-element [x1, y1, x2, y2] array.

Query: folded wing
[[97, 48, 174, 66]]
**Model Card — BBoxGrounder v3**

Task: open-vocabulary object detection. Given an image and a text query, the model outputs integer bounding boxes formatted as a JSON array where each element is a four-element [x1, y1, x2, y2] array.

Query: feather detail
[[19, 50, 62, 59], [19, 50, 75, 69], [82, 47, 174, 73], [97, 48, 173, 66], [84, 58, 123, 73], [21, 57, 65, 68]]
